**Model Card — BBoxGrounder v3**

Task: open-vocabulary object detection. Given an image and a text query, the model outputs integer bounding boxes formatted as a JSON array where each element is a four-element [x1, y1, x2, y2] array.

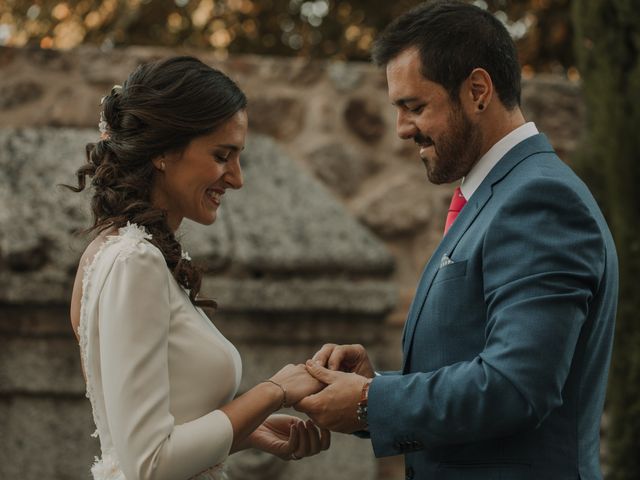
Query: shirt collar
[[460, 122, 539, 200]]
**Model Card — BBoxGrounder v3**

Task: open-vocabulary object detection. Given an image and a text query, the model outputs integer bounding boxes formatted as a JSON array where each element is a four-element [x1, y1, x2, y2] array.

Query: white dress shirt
[[460, 122, 539, 200]]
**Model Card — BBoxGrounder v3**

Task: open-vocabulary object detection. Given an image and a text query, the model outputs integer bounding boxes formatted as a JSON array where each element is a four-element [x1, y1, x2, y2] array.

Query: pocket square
[[439, 254, 454, 268]]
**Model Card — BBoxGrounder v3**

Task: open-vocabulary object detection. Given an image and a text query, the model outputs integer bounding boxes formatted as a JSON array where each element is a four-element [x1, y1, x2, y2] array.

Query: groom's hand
[[312, 343, 375, 379], [294, 360, 371, 434]]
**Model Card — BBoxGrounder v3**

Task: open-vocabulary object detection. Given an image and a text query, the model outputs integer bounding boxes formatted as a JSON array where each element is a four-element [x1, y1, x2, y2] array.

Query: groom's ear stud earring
[[478, 104, 485, 111]]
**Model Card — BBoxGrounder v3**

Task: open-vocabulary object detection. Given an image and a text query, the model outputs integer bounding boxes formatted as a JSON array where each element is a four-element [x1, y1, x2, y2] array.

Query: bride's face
[[152, 109, 248, 231]]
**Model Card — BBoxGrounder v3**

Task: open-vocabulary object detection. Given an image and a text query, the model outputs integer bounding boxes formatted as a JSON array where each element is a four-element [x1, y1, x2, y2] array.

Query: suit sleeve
[[367, 178, 606, 457], [99, 243, 233, 480]]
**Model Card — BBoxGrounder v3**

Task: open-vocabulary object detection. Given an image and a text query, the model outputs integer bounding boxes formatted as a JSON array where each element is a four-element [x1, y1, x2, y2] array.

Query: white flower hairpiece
[[98, 111, 109, 139], [98, 84, 122, 140], [181, 250, 192, 262]]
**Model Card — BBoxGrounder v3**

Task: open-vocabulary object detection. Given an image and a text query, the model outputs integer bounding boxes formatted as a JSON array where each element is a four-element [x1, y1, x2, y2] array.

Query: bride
[[66, 56, 329, 480]]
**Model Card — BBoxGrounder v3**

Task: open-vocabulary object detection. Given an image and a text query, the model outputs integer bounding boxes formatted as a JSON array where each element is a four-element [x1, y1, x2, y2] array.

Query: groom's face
[[386, 47, 482, 184]]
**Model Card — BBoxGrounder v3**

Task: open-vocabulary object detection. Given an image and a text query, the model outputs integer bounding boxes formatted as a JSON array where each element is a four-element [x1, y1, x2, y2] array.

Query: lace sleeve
[[98, 243, 233, 480]]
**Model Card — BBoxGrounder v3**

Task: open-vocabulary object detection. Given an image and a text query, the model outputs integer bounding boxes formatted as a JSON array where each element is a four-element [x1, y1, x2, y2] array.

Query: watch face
[[357, 404, 368, 424], [357, 380, 371, 426]]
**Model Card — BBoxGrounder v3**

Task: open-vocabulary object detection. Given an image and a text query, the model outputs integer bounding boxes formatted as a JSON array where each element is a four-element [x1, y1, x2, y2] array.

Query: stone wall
[[0, 45, 585, 480], [0, 44, 585, 335]]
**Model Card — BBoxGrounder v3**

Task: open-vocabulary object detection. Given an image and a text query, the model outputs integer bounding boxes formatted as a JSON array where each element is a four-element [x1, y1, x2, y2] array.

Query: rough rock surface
[[0, 128, 395, 305], [307, 142, 378, 197]]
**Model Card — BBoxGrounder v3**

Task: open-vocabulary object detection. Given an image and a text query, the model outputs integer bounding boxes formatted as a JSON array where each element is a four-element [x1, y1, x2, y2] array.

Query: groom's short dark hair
[[371, 0, 521, 109]]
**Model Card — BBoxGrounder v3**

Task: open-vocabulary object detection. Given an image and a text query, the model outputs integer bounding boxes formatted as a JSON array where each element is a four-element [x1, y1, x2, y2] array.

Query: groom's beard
[[418, 104, 483, 185]]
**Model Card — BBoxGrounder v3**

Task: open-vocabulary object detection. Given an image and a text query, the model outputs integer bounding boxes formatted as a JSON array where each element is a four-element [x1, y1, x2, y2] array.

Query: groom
[[295, 1, 618, 479]]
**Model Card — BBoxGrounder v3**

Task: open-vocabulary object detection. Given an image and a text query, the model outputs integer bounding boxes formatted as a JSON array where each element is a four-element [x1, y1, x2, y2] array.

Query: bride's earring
[[160, 161, 166, 171]]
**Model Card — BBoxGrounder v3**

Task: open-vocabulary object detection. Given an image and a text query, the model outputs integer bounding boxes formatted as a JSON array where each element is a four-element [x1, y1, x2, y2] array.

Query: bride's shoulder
[[83, 223, 163, 272], [71, 223, 163, 334]]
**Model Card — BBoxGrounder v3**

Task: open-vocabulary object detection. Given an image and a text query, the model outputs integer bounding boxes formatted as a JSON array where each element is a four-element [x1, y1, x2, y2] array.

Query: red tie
[[444, 187, 467, 235]]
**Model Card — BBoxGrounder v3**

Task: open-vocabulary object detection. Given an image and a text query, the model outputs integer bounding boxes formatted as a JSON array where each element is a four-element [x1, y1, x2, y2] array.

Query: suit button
[[405, 466, 415, 479], [393, 441, 403, 452]]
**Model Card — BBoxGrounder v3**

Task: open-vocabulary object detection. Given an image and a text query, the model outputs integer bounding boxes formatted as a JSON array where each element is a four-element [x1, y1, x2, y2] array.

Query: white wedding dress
[[78, 223, 242, 480]]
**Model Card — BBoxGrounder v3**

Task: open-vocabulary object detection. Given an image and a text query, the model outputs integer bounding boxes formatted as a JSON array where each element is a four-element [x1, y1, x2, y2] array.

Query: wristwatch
[[357, 379, 372, 429]]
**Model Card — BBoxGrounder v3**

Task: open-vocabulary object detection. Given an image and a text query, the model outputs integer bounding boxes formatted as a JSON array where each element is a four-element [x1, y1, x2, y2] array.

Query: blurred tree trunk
[[572, 1, 640, 479]]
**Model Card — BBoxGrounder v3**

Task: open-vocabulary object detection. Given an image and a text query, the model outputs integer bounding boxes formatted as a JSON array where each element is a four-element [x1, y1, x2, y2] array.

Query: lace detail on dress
[[78, 229, 121, 460], [91, 451, 126, 480], [79, 223, 152, 441], [118, 221, 153, 242], [113, 222, 153, 263]]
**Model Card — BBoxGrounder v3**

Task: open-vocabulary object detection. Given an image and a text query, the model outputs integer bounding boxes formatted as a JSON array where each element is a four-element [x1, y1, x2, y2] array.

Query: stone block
[[352, 169, 436, 237], [178, 217, 232, 272], [77, 46, 142, 86], [328, 61, 363, 92], [0, 306, 71, 335], [0, 81, 44, 109], [226, 135, 394, 275], [307, 142, 377, 197], [0, 336, 84, 395], [210, 313, 386, 348], [521, 75, 584, 158], [248, 96, 306, 140], [0, 128, 93, 304], [250, 56, 325, 87], [0, 46, 17, 69], [344, 98, 386, 144], [204, 278, 396, 316], [0, 396, 99, 480], [0, 129, 395, 302]]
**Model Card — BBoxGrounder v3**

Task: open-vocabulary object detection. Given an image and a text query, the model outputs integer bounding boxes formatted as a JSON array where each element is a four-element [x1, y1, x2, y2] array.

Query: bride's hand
[[248, 414, 331, 460], [269, 364, 325, 406]]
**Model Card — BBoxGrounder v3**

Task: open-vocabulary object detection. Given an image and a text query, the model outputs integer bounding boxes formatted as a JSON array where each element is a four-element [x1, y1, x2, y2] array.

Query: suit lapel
[[400, 185, 492, 370], [401, 134, 555, 370]]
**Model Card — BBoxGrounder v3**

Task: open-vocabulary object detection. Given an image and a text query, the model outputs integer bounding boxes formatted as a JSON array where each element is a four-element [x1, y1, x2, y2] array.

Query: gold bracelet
[[263, 379, 288, 408]]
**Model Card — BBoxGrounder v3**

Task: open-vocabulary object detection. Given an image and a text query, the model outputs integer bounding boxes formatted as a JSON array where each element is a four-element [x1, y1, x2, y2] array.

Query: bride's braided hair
[[66, 56, 247, 308]]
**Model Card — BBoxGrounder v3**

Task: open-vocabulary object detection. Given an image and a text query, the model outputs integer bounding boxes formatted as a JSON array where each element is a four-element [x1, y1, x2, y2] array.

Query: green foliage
[[0, 0, 573, 71], [573, 0, 640, 478]]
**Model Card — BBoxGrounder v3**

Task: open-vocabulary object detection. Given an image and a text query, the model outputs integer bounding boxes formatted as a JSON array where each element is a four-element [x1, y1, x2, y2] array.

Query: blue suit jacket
[[368, 134, 618, 480]]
